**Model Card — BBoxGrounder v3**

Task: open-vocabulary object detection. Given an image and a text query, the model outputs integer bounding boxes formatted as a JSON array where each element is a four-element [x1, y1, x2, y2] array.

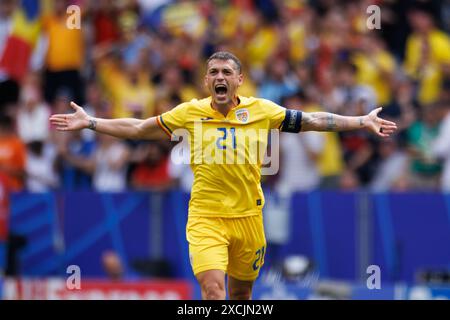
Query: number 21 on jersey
[[216, 127, 236, 149]]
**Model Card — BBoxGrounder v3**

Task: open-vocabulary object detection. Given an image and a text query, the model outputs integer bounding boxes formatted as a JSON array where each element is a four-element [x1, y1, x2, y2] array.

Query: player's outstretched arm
[[300, 107, 397, 137], [49, 101, 166, 140]]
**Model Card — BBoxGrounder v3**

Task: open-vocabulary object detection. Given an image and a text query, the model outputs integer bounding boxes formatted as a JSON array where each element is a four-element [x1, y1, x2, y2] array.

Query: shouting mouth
[[214, 84, 228, 99]]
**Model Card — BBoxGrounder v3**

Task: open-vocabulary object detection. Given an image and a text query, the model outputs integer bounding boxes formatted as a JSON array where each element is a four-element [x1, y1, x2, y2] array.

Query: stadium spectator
[[95, 45, 155, 119], [334, 62, 378, 185], [80, 80, 110, 142], [42, 0, 85, 104], [54, 129, 95, 191], [130, 141, 173, 191], [431, 99, 450, 191], [381, 80, 417, 137], [339, 169, 360, 191], [89, 133, 130, 192], [370, 138, 409, 192], [0, 114, 26, 192], [52, 91, 95, 191], [16, 73, 51, 143], [25, 140, 59, 192], [404, 5, 450, 106], [168, 145, 194, 194], [407, 104, 442, 190], [333, 61, 377, 116], [88, 0, 120, 47], [101, 250, 140, 281], [154, 64, 199, 106], [59, 133, 130, 192], [352, 33, 397, 107], [258, 56, 299, 105]]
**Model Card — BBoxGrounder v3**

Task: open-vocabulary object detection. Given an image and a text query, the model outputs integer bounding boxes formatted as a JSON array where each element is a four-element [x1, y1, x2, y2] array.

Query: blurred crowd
[[0, 0, 449, 196]]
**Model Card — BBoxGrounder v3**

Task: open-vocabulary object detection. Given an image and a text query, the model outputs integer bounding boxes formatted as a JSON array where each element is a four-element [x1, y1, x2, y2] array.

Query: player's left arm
[[300, 107, 397, 137]]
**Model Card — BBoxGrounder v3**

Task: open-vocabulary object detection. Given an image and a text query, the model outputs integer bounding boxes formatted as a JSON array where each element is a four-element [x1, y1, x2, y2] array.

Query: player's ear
[[238, 73, 243, 86], [204, 75, 208, 88]]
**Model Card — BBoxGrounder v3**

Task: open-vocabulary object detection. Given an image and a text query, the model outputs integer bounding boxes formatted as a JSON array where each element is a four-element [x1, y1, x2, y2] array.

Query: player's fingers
[[50, 117, 67, 123], [49, 114, 67, 121], [70, 101, 81, 111], [383, 126, 396, 131], [377, 125, 395, 135], [50, 120, 67, 127], [381, 119, 397, 126], [382, 124, 397, 131]]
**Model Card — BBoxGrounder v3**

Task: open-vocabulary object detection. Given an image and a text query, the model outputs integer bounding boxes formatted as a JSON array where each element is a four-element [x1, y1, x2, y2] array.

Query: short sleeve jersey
[[157, 96, 302, 217]]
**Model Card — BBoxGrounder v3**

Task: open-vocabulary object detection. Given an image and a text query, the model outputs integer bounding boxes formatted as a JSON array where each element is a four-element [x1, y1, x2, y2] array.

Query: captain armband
[[280, 109, 302, 133]]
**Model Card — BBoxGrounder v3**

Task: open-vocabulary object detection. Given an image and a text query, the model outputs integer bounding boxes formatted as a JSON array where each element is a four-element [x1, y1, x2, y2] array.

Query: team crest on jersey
[[235, 109, 249, 123]]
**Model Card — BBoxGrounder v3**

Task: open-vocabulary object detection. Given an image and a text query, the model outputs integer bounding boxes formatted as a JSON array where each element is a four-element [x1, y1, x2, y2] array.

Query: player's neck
[[212, 96, 240, 117]]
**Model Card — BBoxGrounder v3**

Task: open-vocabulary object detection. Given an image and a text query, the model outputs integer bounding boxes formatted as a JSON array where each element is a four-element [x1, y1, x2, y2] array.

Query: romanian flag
[[0, 0, 41, 82]]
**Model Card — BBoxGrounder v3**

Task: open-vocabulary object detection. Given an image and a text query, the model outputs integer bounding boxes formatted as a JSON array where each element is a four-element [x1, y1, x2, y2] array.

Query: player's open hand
[[49, 101, 89, 131], [365, 107, 397, 137]]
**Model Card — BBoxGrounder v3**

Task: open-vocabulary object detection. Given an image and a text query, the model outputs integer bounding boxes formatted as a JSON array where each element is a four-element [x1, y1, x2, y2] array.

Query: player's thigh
[[186, 216, 229, 275], [227, 215, 266, 281]]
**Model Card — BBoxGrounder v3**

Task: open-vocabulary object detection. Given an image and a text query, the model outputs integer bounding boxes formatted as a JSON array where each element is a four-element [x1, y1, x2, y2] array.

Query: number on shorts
[[252, 246, 266, 271]]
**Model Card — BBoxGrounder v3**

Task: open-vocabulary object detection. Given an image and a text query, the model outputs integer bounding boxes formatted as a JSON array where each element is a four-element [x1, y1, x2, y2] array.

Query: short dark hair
[[206, 51, 242, 74]]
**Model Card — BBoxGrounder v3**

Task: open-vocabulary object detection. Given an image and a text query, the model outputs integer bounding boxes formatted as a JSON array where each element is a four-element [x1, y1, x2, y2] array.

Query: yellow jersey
[[404, 29, 450, 105], [43, 15, 84, 71], [157, 96, 301, 218], [353, 50, 396, 106]]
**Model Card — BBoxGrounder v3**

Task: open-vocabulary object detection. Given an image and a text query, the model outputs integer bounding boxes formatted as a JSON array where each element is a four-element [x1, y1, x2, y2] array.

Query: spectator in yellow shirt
[[97, 54, 155, 119], [42, 0, 84, 104], [353, 34, 397, 107], [404, 7, 450, 105]]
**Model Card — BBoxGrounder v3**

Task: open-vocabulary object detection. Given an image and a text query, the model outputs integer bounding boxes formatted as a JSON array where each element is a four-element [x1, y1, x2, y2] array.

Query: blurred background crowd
[[0, 0, 449, 197]]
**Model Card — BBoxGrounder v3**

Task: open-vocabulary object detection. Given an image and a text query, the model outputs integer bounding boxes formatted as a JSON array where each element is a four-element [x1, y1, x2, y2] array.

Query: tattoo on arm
[[88, 118, 97, 131], [359, 117, 364, 127], [301, 112, 357, 132], [326, 115, 337, 130]]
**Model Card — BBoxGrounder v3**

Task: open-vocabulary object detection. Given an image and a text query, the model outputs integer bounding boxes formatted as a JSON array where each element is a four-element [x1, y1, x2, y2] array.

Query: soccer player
[[50, 52, 397, 300]]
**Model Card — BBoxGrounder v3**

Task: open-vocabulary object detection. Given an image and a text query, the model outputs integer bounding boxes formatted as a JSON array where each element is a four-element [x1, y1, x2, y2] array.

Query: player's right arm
[[49, 102, 166, 140]]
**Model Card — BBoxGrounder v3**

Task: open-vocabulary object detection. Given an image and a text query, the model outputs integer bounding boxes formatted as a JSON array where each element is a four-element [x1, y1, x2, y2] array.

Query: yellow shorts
[[186, 215, 266, 281]]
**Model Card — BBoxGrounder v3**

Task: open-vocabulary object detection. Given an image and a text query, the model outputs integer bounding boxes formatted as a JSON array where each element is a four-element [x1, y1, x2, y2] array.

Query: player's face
[[205, 59, 243, 108]]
